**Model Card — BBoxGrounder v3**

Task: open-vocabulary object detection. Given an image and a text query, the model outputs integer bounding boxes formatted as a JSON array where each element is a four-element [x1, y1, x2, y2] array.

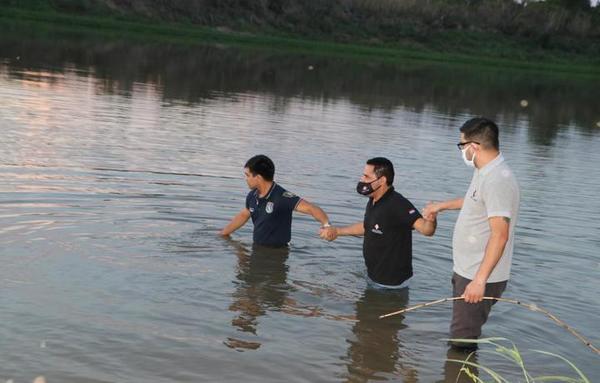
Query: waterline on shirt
[[367, 276, 410, 290]]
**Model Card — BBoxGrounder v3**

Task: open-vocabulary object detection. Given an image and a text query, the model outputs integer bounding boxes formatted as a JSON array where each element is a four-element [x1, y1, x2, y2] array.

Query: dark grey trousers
[[450, 272, 507, 343]]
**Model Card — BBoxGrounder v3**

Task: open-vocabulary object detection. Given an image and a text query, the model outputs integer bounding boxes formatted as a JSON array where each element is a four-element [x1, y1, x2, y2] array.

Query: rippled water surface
[[1, 33, 599, 382]]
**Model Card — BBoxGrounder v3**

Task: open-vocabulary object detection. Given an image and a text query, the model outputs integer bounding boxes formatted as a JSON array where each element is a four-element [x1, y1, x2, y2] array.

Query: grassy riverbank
[[1, 2, 599, 75]]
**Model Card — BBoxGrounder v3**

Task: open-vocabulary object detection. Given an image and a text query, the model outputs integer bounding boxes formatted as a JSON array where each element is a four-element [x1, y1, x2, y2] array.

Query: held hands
[[319, 226, 338, 241], [423, 201, 442, 221]]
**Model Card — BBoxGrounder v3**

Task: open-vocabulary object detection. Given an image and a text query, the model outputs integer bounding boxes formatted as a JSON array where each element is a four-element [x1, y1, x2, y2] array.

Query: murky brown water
[[1, 32, 599, 382]]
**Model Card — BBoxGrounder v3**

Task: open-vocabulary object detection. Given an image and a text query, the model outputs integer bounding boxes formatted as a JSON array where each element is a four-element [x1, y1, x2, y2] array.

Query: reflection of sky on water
[[1, 39, 599, 382], [1, 36, 598, 147]]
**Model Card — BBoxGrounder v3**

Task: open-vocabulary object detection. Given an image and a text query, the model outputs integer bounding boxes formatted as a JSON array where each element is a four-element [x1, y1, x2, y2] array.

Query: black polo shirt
[[363, 187, 422, 286], [245, 183, 301, 247]]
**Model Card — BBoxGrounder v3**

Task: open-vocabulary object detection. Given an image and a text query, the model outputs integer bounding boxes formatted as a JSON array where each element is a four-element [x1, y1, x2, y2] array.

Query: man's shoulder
[[484, 163, 518, 187], [273, 184, 299, 199], [390, 190, 413, 207], [481, 164, 520, 201]]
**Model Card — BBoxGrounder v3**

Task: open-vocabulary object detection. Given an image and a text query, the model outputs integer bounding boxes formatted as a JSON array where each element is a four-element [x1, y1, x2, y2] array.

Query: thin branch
[[379, 296, 599, 356]]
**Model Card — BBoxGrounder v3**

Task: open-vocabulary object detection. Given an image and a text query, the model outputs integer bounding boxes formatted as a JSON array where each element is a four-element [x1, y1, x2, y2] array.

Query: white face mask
[[461, 145, 476, 168]]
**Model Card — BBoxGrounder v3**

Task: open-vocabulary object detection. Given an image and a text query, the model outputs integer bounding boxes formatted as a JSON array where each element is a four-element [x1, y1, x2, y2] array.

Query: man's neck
[[372, 185, 390, 204], [257, 181, 274, 198], [475, 150, 500, 169]]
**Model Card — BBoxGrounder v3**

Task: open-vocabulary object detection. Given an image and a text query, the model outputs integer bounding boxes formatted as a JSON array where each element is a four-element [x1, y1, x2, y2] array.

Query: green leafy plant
[[446, 337, 590, 383]]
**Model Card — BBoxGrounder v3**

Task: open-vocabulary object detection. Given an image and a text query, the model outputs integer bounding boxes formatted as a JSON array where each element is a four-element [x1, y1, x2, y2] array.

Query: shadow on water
[[220, 239, 363, 355], [343, 288, 418, 382], [224, 240, 292, 351], [1, 29, 599, 147]]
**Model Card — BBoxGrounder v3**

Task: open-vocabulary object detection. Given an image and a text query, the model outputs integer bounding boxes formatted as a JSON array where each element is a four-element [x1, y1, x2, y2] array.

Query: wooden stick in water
[[379, 296, 600, 356]]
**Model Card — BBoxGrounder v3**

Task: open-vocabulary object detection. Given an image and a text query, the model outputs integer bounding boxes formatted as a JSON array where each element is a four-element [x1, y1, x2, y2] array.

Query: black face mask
[[356, 178, 381, 196]]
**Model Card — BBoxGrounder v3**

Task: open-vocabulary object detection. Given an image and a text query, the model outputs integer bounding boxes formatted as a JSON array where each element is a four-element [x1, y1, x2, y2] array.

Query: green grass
[[447, 338, 591, 383], [1, 5, 599, 76]]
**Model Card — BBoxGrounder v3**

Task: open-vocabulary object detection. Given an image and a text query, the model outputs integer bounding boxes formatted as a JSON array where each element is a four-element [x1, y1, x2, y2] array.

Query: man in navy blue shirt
[[320, 157, 437, 288], [220, 155, 330, 247]]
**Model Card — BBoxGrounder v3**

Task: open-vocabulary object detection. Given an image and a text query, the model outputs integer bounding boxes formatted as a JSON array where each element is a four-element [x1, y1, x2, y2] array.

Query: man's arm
[[413, 216, 437, 237], [320, 222, 364, 241], [424, 198, 464, 217], [462, 216, 510, 303], [295, 199, 330, 226], [219, 208, 251, 237]]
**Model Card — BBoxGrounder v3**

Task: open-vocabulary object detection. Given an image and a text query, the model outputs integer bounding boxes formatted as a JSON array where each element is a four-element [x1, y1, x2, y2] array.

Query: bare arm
[[462, 216, 510, 303], [413, 217, 437, 237], [337, 222, 365, 236], [428, 198, 464, 213], [295, 199, 330, 226], [219, 208, 251, 236], [320, 222, 364, 241], [423, 198, 464, 220]]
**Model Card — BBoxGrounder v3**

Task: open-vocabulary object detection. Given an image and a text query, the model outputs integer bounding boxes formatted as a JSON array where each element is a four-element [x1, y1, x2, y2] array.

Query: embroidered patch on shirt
[[371, 224, 383, 235]]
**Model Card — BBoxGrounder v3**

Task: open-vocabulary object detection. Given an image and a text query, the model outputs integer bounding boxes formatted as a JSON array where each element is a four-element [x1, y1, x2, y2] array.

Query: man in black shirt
[[220, 155, 330, 247], [320, 157, 437, 288]]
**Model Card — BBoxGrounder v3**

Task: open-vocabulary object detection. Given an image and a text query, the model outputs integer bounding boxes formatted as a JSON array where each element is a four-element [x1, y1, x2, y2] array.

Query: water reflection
[[224, 240, 292, 351], [345, 288, 418, 382], [1, 31, 598, 148], [442, 348, 480, 383], [2, 26, 600, 382]]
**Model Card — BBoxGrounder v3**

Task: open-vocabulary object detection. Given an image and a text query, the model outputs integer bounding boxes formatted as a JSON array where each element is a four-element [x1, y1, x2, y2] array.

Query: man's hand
[[462, 279, 486, 303], [423, 201, 442, 220], [423, 198, 464, 218], [460, 216, 510, 303], [422, 206, 438, 222], [220, 208, 251, 237], [319, 226, 338, 241]]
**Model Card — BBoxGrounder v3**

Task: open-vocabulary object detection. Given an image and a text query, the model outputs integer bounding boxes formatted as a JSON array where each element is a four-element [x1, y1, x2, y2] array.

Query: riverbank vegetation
[[1, 0, 599, 73]]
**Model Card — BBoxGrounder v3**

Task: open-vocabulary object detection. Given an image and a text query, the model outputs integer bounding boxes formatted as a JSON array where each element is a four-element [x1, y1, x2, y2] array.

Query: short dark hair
[[245, 155, 275, 181], [460, 117, 500, 150], [366, 157, 394, 186]]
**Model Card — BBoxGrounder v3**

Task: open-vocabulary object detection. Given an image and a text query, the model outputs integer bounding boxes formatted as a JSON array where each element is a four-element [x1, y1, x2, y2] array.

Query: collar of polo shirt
[[479, 153, 505, 176]]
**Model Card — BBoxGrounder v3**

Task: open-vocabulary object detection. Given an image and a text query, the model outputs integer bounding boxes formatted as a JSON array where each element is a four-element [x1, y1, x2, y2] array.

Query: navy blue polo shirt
[[245, 183, 301, 247], [363, 187, 422, 286]]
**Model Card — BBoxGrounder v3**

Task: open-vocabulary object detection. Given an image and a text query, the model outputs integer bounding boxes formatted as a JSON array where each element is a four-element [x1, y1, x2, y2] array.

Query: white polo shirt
[[452, 153, 520, 283]]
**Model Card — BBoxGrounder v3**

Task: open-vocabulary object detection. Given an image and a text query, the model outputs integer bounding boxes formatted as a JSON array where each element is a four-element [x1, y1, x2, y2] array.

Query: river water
[[1, 32, 599, 382]]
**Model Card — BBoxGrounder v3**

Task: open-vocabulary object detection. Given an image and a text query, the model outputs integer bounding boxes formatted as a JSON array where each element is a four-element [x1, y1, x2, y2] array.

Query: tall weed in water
[[447, 337, 590, 383]]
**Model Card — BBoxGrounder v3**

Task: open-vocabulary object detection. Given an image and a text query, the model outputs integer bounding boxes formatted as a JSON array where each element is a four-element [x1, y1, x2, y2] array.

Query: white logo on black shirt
[[371, 224, 383, 235], [266, 202, 274, 214]]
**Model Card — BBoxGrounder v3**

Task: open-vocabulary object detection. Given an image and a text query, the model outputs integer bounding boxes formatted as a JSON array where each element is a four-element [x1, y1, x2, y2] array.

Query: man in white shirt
[[425, 117, 520, 349]]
